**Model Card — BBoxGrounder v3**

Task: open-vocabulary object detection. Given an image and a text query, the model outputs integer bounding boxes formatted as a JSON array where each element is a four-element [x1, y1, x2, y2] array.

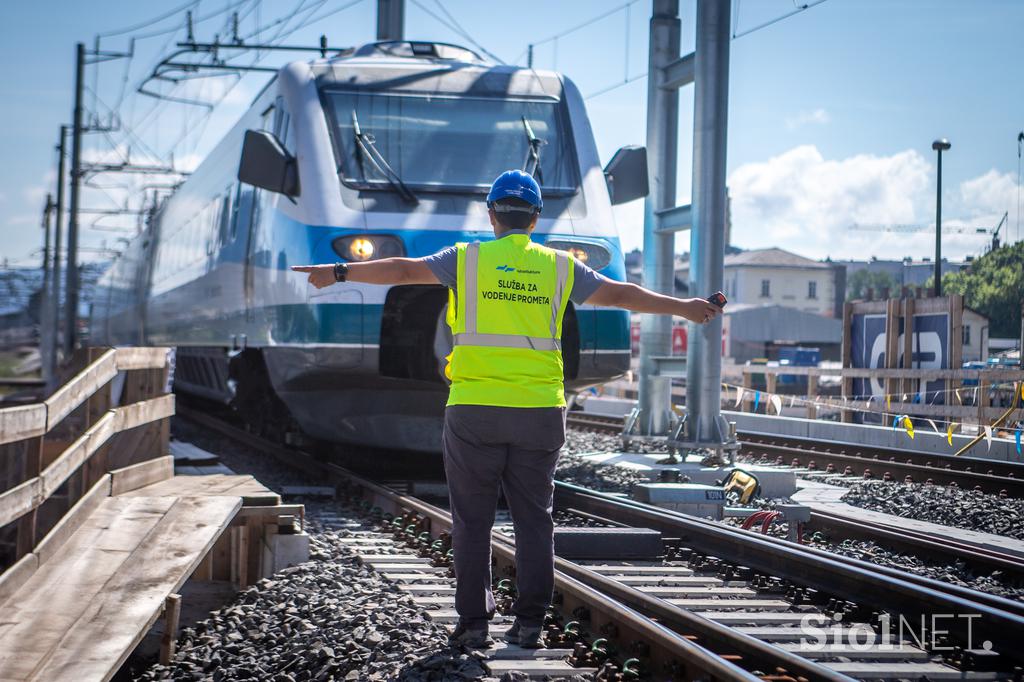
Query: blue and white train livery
[[90, 40, 643, 452]]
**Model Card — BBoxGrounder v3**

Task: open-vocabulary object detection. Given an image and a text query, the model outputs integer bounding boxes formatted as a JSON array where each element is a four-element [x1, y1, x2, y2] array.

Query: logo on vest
[[495, 265, 516, 272]]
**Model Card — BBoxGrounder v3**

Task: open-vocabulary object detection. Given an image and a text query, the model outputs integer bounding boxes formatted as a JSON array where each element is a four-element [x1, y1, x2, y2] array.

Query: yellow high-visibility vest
[[445, 232, 574, 407]]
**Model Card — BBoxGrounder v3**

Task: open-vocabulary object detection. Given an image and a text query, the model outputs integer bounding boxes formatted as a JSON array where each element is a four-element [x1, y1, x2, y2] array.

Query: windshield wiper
[[351, 110, 418, 204], [521, 116, 546, 184]]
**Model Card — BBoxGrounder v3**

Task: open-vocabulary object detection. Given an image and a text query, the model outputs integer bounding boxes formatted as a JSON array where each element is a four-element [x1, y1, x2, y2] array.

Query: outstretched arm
[[291, 258, 439, 288], [587, 279, 721, 323]]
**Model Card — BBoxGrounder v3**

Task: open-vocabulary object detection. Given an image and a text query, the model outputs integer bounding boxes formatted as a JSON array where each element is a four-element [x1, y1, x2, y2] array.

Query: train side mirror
[[238, 130, 299, 197], [603, 145, 649, 205]]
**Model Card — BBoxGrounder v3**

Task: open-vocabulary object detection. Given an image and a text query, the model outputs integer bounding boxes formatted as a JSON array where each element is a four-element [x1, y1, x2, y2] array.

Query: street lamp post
[[932, 138, 951, 297]]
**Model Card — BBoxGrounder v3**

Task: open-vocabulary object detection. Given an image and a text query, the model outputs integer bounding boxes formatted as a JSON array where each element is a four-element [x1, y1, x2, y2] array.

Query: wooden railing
[[739, 365, 1024, 423], [0, 347, 173, 570]]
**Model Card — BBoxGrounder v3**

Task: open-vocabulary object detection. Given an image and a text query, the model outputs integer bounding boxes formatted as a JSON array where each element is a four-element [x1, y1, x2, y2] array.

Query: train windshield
[[323, 91, 578, 194]]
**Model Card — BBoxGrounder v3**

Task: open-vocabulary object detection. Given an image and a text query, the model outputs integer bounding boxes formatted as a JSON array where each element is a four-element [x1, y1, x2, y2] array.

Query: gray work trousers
[[442, 404, 566, 629]]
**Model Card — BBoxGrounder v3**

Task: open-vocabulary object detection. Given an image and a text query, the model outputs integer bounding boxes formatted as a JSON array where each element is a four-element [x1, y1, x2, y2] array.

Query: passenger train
[[90, 40, 642, 452]]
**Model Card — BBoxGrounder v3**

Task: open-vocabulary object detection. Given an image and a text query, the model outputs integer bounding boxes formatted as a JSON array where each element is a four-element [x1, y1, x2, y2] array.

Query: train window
[[273, 96, 293, 152], [323, 91, 578, 194]]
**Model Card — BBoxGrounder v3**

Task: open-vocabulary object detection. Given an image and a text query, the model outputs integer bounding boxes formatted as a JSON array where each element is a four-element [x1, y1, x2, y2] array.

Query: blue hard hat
[[487, 170, 543, 210]]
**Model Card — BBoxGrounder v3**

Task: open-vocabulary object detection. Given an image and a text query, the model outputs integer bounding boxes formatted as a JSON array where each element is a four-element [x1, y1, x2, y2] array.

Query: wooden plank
[[110, 456, 173, 496], [34, 496, 241, 681], [902, 297, 915, 399], [0, 404, 46, 446], [884, 298, 900, 415], [34, 474, 111, 566], [811, 400, 1023, 421], [0, 552, 38, 610], [739, 365, 1024, 381], [0, 477, 43, 530], [113, 394, 175, 432], [806, 374, 818, 420], [115, 347, 171, 371], [44, 348, 118, 431], [0, 496, 176, 680], [120, 474, 280, 506], [39, 411, 116, 501]]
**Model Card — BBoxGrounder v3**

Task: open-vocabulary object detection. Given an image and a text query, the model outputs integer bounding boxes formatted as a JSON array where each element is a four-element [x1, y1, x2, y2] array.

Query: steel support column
[[52, 126, 67, 379], [685, 0, 731, 446], [636, 0, 681, 435], [376, 0, 404, 41], [65, 43, 85, 356]]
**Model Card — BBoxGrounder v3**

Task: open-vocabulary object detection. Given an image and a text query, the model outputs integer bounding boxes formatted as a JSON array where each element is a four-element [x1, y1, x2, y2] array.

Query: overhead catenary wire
[[584, 0, 831, 101], [429, 0, 505, 64]]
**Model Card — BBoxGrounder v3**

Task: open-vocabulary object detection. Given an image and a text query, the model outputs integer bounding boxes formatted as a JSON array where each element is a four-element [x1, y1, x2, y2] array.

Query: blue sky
[[1, 0, 1022, 268]]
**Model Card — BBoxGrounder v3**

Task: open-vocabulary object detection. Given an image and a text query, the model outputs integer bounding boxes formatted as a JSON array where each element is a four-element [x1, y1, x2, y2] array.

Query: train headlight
[[332, 235, 405, 262], [349, 238, 375, 261], [545, 240, 612, 270]]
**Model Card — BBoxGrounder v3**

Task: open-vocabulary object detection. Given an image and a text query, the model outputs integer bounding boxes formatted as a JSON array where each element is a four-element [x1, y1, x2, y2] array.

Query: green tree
[[846, 268, 898, 301], [941, 241, 1024, 338]]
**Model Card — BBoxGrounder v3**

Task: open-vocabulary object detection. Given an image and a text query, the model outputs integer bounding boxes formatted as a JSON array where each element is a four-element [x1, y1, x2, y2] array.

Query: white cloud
[[959, 169, 1016, 221], [726, 144, 1008, 261], [784, 108, 830, 130]]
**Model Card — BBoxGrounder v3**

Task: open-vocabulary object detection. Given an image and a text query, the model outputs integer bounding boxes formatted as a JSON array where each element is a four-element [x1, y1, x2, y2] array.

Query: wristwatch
[[333, 262, 348, 282]]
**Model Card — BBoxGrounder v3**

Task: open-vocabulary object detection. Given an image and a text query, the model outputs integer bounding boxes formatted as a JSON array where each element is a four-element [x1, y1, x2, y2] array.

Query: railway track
[[179, 407, 1024, 680], [566, 411, 1024, 586], [566, 412, 1024, 498]]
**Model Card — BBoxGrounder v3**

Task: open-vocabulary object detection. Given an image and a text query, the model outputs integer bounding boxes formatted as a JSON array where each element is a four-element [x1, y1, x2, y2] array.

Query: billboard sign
[[850, 312, 949, 402]]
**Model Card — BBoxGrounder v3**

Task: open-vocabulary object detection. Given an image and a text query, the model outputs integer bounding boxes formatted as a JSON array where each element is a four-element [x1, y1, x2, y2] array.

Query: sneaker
[[448, 622, 493, 648], [504, 620, 544, 649]]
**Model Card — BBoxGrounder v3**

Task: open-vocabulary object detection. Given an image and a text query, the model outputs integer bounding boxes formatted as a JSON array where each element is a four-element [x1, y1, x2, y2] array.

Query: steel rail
[[740, 436, 1024, 498], [177, 407, 772, 681], [554, 481, 1024, 664], [740, 431, 1024, 479], [806, 509, 1024, 591], [565, 412, 1024, 496]]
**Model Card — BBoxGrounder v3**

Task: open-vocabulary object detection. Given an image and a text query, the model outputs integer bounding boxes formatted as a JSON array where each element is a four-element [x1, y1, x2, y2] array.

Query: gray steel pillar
[[66, 42, 84, 356], [376, 0, 404, 41], [686, 0, 731, 445], [40, 193, 54, 387], [52, 126, 67, 378], [636, 0, 681, 435]]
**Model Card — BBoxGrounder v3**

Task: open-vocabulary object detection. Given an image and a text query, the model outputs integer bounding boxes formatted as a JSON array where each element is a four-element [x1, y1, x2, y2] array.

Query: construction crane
[[851, 212, 1008, 252], [849, 222, 995, 235]]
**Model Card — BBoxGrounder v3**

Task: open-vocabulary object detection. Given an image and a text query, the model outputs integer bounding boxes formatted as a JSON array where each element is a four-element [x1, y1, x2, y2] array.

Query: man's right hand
[[291, 264, 336, 289], [678, 298, 721, 324]]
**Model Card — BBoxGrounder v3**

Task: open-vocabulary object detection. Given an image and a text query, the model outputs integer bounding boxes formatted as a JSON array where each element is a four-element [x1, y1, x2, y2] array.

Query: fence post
[[806, 373, 818, 420], [15, 436, 43, 559]]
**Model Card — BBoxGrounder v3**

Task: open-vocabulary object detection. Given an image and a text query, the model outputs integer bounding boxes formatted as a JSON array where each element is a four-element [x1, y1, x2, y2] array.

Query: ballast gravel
[[803, 535, 1024, 602], [134, 530, 479, 682], [829, 480, 1024, 540]]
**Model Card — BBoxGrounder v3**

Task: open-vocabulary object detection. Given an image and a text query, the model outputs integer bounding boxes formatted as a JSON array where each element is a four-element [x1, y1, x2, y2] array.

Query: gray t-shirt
[[422, 244, 607, 305]]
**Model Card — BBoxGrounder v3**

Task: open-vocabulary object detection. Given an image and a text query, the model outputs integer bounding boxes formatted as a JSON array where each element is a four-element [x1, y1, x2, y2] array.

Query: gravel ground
[[824, 479, 1024, 540]]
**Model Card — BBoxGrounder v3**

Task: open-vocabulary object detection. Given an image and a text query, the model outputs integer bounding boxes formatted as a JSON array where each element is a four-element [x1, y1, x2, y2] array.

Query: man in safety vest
[[293, 170, 720, 649]]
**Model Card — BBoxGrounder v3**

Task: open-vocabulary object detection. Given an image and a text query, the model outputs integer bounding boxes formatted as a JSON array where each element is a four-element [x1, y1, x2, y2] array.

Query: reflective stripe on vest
[[454, 241, 570, 351]]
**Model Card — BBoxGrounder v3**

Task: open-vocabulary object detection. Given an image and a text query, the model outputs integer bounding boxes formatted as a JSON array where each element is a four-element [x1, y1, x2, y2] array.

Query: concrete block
[[632, 483, 726, 519], [553, 527, 662, 560], [261, 531, 310, 577]]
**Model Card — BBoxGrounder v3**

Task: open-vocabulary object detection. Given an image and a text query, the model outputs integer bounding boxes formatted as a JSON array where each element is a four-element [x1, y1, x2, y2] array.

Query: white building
[[962, 307, 990, 362], [676, 248, 842, 318]]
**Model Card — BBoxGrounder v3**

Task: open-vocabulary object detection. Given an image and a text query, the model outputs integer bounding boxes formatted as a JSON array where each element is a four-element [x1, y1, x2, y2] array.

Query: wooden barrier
[[0, 347, 173, 571], [737, 365, 1024, 425]]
